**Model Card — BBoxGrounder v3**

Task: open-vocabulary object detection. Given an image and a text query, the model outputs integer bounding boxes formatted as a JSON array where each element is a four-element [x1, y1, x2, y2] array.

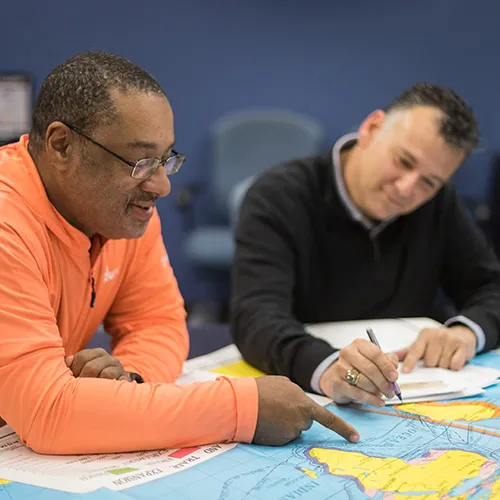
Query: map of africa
[[2, 351, 500, 499]]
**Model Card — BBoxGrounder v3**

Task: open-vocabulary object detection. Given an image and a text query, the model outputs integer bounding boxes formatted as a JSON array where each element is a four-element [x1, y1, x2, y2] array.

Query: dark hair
[[386, 82, 479, 154], [30, 50, 166, 149]]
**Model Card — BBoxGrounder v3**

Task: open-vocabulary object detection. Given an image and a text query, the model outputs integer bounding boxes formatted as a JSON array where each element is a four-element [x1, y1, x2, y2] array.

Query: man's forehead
[[387, 108, 465, 173], [390, 109, 448, 152], [389, 107, 441, 135], [107, 89, 174, 150], [125, 138, 176, 153], [113, 91, 172, 117]]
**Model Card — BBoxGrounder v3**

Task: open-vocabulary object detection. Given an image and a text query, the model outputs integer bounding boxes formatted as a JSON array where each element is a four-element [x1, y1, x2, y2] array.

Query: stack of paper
[[305, 317, 500, 404], [383, 361, 500, 405]]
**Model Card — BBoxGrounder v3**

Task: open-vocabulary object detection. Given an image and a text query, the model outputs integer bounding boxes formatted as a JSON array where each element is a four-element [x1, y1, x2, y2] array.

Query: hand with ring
[[346, 368, 361, 386], [319, 339, 399, 407]]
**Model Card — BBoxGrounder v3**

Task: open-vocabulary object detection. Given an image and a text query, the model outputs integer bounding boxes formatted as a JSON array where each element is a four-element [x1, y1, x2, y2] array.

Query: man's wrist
[[319, 370, 331, 396], [128, 372, 144, 383], [444, 315, 485, 353], [311, 352, 340, 394], [448, 324, 478, 350]]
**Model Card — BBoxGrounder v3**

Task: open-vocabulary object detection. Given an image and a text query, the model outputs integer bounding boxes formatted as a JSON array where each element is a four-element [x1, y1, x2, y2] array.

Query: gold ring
[[346, 368, 361, 386]]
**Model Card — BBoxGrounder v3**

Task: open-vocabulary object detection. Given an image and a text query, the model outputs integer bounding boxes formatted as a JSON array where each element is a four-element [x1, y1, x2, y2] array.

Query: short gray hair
[[30, 51, 166, 149]]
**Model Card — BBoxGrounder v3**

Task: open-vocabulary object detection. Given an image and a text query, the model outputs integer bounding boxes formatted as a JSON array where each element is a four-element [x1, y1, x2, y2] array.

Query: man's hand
[[397, 325, 477, 373], [319, 339, 399, 407], [2, 349, 137, 429], [65, 348, 132, 381], [253, 376, 359, 446]]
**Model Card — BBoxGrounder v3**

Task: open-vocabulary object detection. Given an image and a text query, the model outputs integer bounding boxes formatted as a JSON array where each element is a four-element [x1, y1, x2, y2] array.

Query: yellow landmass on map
[[490, 479, 500, 497], [210, 360, 265, 378], [309, 447, 498, 499], [300, 468, 318, 479], [0, 479, 10, 485], [395, 401, 500, 422]]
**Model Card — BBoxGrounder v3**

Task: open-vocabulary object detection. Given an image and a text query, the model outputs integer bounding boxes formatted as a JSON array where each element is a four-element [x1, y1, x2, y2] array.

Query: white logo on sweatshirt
[[104, 266, 119, 283]]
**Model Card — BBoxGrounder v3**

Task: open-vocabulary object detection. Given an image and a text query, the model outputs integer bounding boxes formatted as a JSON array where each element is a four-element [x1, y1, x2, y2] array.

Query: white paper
[[0, 427, 235, 494], [384, 387, 485, 405], [305, 317, 442, 352], [458, 363, 500, 388], [381, 361, 500, 404], [403, 361, 500, 390], [183, 344, 243, 371]]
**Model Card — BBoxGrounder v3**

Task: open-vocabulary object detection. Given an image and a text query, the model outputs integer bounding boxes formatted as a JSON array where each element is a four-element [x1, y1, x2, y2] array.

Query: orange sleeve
[[0, 221, 258, 454], [104, 211, 189, 383]]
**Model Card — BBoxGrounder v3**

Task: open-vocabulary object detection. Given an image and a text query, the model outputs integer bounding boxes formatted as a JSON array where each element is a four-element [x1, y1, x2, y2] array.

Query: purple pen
[[366, 328, 403, 402]]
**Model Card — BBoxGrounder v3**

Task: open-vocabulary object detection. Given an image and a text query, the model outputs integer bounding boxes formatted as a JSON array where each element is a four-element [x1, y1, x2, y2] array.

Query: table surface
[[3, 318, 500, 499]]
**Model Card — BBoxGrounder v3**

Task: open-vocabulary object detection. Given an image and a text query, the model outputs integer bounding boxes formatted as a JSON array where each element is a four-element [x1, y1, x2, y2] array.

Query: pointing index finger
[[309, 402, 359, 442]]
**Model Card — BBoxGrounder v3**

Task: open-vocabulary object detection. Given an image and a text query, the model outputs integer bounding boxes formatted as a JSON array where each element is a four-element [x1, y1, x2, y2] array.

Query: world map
[[2, 351, 500, 499]]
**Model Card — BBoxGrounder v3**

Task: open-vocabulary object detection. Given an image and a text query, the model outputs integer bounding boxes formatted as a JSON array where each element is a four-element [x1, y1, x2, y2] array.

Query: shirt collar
[[332, 133, 395, 234]]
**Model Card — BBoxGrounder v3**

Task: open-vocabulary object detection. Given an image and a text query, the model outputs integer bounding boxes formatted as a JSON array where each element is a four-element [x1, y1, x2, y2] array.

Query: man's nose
[[394, 171, 419, 199], [142, 166, 171, 198]]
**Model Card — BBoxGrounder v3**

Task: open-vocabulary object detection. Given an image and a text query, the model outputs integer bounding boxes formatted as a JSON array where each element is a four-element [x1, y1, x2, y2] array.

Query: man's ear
[[45, 122, 74, 170], [357, 109, 386, 149]]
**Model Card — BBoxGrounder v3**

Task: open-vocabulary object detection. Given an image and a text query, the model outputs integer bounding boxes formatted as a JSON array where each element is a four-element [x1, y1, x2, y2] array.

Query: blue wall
[[1, 1, 498, 300]]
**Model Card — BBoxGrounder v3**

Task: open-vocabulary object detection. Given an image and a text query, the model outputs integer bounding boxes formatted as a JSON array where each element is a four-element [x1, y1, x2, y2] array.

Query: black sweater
[[230, 151, 500, 392]]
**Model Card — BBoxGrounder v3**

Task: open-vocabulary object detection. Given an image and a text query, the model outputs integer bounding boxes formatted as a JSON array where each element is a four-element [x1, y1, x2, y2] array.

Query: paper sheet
[[381, 361, 500, 404], [385, 365, 472, 404], [305, 317, 442, 352], [384, 387, 485, 405], [0, 427, 235, 494]]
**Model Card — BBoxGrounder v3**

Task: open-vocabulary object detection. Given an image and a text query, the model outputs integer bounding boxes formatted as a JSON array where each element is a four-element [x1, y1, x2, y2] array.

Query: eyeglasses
[[63, 123, 185, 180]]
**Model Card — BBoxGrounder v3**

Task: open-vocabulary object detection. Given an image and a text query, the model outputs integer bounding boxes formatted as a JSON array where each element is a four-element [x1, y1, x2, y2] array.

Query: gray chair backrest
[[228, 175, 255, 227], [211, 108, 324, 213]]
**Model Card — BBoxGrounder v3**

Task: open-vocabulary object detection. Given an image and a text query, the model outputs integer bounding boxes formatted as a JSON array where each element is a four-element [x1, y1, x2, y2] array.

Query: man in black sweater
[[231, 83, 500, 407]]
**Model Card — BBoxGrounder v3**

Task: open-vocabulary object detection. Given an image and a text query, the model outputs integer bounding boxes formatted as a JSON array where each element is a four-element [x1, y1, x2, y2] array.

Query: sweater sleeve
[[104, 211, 189, 383], [0, 221, 258, 455], [230, 175, 335, 392], [439, 186, 500, 352]]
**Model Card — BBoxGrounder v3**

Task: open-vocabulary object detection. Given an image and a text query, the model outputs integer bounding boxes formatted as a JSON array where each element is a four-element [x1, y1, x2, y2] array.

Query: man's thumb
[[65, 355, 74, 367]]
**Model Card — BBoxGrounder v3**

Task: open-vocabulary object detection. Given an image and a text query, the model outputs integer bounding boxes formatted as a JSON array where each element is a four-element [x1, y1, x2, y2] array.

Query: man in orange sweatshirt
[[0, 51, 359, 455]]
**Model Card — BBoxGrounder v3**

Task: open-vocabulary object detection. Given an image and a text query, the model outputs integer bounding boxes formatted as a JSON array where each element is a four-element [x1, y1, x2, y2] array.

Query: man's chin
[[121, 224, 149, 239], [368, 205, 398, 222], [376, 200, 407, 220], [100, 223, 149, 240]]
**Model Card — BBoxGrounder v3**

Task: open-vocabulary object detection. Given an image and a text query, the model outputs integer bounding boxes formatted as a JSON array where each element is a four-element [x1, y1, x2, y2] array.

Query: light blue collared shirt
[[309, 134, 486, 394]]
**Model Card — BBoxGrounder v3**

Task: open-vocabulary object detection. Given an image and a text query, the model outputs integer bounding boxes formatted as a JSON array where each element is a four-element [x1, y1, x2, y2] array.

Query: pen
[[366, 328, 403, 402]]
